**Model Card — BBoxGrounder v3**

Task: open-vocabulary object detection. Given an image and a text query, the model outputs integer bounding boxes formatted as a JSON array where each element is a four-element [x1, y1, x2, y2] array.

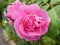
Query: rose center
[[22, 14, 43, 32]]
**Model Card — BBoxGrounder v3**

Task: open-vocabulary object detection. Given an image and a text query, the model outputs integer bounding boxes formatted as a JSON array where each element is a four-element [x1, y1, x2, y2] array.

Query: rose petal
[[8, 20, 13, 26], [25, 36, 40, 41], [27, 4, 40, 14], [36, 9, 50, 35]]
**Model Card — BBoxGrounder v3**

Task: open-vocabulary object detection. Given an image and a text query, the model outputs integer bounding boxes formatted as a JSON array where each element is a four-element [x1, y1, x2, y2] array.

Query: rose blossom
[[6, 0, 25, 25], [14, 4, 50, 41]]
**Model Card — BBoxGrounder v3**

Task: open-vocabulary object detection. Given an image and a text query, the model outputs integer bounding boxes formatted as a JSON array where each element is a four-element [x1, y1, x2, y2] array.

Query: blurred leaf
[[53, 5, 60, 19], [0, 0, 8, 2], [41, 36, 56, 45], [31, 0, 36, 3], [42, 0, 48, 3], [22, 0, 26, 3], [56, 34, 60, 45], [48, 8, 60, 28], [0, 0, 8, 24], [50, 0, 60, 5], [25, 0, 31, 5], [0, 0, 8, 11], [36, 0, 42, 5], [47, 8, 60, 38], [42, 4, 49, 10], [9, 0, 14, 3], [47, 26, 59, 38]]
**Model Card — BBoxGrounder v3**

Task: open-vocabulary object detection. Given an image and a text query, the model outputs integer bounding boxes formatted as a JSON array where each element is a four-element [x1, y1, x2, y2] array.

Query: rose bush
[[6, 0, 50, 41]]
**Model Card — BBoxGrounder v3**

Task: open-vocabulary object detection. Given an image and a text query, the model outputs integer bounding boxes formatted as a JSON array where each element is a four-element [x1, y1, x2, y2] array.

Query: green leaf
[[47, 27, 59, 38], [42, 0, 48, 3], [9, 0, 14, 3], [41, 36, 56, 45], [22, 0, 26, 3], [50, 0, 60, 5], [0, 0, 8, 11], [27, 1, 31, 5], [48, 8, 60, 28], [31, 0, 36, 3], [36, 0, 42, 5], [47, 8, 60, 38], [42, 4, 49, 10], [54, 5, 60, 19]]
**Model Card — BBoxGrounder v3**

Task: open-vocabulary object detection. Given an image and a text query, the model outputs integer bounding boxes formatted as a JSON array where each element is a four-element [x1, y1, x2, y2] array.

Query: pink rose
[[6, 0, 25, 25], [14, 4, 50, 41]]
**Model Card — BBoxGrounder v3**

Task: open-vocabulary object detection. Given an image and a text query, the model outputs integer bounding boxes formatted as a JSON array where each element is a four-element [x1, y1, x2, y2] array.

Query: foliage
[[2, 0, 60, 45]]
